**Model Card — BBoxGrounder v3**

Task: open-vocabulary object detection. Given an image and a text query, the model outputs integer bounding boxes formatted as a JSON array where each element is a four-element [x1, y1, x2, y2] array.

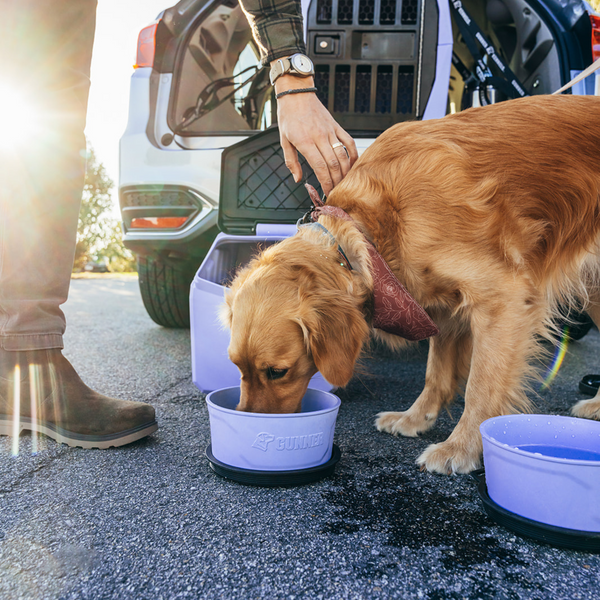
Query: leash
[[552, 56, 600, 95], [450, 1, 600, 101], [450, 1, 527, 106]]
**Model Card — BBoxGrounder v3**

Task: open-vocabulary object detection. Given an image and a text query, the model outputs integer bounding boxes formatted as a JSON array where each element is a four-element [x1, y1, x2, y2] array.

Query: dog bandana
[[302, 185, 439, 342]]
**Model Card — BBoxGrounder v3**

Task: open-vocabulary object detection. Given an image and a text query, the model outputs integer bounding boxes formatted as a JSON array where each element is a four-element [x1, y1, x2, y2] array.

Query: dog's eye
[[266, 367, 288, 380]]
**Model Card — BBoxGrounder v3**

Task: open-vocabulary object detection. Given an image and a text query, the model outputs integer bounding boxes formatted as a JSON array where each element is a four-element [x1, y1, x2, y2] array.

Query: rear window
[[169, 0, 274, 136]]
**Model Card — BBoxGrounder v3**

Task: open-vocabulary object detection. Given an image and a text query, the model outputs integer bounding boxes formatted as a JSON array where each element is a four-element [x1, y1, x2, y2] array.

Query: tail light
[[130, 217, 188, 229], [134, 23, 158, 69], [120, 186, 212, 232], [591, 15, 600, 63]]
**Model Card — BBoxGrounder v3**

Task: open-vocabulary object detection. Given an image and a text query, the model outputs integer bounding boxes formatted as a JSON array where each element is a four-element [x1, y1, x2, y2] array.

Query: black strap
[[275, 87, 318, 99], [450, 1, 528, 105]]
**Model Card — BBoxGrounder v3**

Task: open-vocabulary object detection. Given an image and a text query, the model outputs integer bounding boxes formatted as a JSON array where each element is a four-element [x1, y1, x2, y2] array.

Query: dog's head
[[220, 227, 371, 413]]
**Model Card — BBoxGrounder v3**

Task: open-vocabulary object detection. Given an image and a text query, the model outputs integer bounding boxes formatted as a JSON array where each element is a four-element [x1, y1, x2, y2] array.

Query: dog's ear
[[298, 296, 370, 387]]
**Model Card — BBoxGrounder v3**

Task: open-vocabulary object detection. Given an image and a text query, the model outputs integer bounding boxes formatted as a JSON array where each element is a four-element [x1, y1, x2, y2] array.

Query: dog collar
[[302, 186, 439, 341], [297, 222, 353, 270]]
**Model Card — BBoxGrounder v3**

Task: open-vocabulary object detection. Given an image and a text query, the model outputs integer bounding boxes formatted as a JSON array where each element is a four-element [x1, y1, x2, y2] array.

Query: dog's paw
[[375, 410, 436, 438], [417, 441, 482, 475], [570, 398, 600, 420]]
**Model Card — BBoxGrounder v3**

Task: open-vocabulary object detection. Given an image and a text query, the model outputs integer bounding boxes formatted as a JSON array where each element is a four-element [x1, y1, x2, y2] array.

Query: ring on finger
[[331, 141, 350, 159]]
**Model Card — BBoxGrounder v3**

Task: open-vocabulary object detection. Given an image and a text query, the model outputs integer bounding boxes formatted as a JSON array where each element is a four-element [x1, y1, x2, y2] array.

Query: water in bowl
[[516, 444, 600, 461]]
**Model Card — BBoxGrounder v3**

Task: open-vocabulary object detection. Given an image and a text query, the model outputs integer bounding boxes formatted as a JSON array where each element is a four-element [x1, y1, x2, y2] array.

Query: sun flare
[[0, 82, 43, 151]]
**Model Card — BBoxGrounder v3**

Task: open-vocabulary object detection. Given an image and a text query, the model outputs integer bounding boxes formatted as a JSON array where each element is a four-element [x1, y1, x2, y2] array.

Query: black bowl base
[[206, 444, 341, 487], [472, 469, 600, 552]]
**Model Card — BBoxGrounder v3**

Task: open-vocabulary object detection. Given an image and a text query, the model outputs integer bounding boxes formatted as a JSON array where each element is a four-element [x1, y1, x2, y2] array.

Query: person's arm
[[238, 0, 358, 195], [238, 0, 306, 65]]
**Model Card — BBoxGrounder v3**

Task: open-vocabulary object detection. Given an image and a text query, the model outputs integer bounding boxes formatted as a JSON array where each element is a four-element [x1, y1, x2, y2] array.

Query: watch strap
[[270, 57, 292, 86]]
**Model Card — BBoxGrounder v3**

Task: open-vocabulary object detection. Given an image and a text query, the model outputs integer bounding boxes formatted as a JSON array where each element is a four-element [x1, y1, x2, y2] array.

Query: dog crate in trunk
[[306, 0, 452, 130]]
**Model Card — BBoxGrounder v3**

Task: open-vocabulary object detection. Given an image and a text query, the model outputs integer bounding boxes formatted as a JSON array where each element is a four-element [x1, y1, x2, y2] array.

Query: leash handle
[[553, 57, 600, 95]]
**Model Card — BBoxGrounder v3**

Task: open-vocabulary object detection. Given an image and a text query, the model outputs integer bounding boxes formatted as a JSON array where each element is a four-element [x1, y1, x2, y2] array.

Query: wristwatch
[[269, 53, 315, 86]]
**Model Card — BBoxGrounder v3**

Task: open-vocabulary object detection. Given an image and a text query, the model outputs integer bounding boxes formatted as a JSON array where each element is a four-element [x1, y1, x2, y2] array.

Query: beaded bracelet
[[275, 87, 318, 100]]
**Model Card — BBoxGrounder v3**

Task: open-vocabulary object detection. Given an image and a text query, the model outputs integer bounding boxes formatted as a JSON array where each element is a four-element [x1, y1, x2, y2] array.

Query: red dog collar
[[304, 185, 439, 342]]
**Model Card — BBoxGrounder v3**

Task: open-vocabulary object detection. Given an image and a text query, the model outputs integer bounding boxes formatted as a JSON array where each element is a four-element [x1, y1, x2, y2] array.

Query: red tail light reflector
[[130, 217, 187, 229], [134, 23, 158, 69], [591, 15, 600, 62]]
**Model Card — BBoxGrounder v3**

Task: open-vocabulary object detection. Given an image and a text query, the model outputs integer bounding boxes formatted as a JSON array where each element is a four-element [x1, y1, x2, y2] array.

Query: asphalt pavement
[[0, 275, 598, 600]]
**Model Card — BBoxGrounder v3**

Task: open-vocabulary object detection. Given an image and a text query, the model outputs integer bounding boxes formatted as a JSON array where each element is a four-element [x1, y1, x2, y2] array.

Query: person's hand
[[274, 73, 358, 196]]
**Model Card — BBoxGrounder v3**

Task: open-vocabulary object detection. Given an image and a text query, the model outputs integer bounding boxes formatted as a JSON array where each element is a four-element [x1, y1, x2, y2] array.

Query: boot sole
[[0, 416, 158, 449]]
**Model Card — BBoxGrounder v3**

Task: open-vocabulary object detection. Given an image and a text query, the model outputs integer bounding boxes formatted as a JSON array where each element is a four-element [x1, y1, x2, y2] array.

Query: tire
[[137, 255, 196, 328]]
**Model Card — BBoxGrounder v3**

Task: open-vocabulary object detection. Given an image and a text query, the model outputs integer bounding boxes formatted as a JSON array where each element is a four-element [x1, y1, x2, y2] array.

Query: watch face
[[291, 54, 314, 74]]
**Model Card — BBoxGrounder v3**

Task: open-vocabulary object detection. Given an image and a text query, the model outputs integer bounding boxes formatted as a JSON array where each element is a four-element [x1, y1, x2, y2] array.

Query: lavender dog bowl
[[205, 387, 341, 486], [480, 415, 600, 535]]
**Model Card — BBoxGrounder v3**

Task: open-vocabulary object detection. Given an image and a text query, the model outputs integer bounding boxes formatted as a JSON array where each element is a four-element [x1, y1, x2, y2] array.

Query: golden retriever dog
[[220, 95, 600, 474]]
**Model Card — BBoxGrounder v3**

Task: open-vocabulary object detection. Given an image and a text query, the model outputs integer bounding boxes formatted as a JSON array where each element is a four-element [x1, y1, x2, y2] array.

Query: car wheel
[[137, 255, 197, 328]]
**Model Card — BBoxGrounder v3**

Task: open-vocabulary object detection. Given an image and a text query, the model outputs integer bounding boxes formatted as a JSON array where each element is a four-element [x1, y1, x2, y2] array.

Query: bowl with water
[[480, 414, 600, 532]]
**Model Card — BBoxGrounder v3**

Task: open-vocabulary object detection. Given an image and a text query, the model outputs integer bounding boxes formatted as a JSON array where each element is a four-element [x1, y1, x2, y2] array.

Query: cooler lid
[[218, 127, 323, 235]]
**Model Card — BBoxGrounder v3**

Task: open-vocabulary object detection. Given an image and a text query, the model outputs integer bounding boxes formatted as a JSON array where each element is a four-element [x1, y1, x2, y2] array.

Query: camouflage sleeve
[[238, 0, 306, 66]]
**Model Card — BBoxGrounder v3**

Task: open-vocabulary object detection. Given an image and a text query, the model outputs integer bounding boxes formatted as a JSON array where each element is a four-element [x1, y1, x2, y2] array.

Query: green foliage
[[73, 145, 136, 273]]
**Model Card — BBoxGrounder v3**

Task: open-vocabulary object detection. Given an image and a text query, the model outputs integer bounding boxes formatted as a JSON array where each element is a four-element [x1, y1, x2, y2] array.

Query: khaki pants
[[0, 0, 97, 350]]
